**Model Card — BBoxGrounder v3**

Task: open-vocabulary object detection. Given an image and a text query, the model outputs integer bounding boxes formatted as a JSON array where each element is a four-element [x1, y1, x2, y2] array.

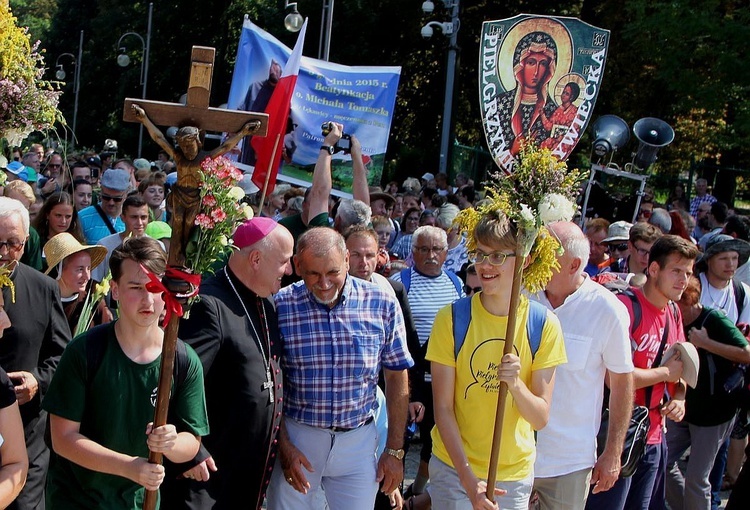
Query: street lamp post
[[319, 0, 334, 61], [283, 0, 334, 61], [55, 30, 84, 149], [116, 2, 153, 157], [421, 0, 460, 175]]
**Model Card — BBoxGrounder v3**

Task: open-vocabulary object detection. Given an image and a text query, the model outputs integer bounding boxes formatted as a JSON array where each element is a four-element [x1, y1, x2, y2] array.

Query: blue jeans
[[709, 437, 729, 510], [585, 436, 667, 510]]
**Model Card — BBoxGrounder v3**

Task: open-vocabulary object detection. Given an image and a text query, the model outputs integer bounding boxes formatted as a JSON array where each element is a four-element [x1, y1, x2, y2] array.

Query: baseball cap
[[421, 172, 435, 181], [99, 168, 130, 191]]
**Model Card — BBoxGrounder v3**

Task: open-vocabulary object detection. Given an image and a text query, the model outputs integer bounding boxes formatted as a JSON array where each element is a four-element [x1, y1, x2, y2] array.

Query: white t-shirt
[[698, 272, 750, 324], [532, 276, 635, 478]]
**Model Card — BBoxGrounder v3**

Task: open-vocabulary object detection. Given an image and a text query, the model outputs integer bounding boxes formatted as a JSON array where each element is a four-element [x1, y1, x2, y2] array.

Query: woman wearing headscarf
[[43, 233, 111, 335]]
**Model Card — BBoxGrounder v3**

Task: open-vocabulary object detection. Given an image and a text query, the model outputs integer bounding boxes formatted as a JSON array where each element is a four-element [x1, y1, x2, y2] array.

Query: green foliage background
[[9, 0, 750, 190]]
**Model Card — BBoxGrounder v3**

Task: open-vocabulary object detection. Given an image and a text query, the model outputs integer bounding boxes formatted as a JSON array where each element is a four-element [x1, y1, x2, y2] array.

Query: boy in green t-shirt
[[42, 236, 209, 509]]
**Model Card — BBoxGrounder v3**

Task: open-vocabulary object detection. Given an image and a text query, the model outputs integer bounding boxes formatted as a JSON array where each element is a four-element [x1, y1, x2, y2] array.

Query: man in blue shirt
[[267, 227, 413, 510], [77, 168, 129, 244]]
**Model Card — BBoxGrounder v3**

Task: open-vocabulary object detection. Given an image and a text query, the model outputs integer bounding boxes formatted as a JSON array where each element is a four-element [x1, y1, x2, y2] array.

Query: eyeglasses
[[633, 245, 650, 257], [100, 194, 125, 203], [463, 285, 481, 294], [608, 243, 629, 252], [467, 250, 514, 266], [414, 246, 447, 255], [47, 163, 62, 168], [0, 239, 25, 252]]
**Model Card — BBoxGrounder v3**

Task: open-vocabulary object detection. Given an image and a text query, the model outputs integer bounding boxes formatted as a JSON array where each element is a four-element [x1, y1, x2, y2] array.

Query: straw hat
[[43, 233, 108, 275]]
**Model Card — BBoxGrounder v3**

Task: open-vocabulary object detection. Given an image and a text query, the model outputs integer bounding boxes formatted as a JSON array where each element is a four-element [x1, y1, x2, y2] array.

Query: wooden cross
[[123, 46, 268, 135], [122, 46, 269, 510]]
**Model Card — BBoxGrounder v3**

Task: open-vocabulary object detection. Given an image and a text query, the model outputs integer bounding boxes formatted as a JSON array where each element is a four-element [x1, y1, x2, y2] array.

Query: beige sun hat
[[43, 233, 108, 275], [661, 341, 700, 389]]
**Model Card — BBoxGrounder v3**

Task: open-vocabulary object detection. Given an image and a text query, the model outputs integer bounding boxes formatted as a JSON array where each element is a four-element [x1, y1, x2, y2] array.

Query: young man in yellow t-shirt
[[427, 211, 567, 510]]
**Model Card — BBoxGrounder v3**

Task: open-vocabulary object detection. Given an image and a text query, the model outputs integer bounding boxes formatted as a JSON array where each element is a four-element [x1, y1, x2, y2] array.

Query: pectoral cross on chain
[[263, 368, 274, 403]]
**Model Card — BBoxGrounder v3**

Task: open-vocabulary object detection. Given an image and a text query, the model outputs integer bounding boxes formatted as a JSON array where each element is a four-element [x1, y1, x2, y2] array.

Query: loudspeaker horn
[[590, 115, 630, 161], [632, 117, 674, 169]]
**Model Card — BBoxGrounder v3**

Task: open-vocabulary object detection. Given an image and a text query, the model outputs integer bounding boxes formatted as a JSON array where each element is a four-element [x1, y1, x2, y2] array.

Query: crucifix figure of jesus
[[124, 45, 268, 268]]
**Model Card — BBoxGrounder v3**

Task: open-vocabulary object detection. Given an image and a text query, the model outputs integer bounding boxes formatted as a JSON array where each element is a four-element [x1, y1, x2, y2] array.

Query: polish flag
[[251, 20, 308, 194]]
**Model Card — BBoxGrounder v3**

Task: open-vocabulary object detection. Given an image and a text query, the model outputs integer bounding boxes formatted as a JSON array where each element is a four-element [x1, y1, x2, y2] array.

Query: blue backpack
[[450, 297, 548, 359], [399, 267, 463, 296]]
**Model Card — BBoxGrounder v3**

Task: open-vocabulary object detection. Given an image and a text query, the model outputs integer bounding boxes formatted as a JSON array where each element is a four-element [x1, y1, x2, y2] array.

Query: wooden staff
[[486, 240, 525, 502]]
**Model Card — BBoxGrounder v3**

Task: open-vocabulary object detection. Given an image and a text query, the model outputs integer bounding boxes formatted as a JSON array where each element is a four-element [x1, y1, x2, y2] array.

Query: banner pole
[[258, 134, 281, 211]]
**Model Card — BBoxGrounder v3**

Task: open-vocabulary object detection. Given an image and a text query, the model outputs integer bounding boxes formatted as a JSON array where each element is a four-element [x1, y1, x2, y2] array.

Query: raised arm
[[212, 120, 263, 158], [131, 104, 177, 158], [305, 123, 339, 221], [349, 135, 370, 204]]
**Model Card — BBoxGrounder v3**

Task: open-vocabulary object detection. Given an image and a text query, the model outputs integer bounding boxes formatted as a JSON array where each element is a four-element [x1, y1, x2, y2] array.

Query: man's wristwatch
[[320, 145, 335, 155], [384, 447, 405, 460]]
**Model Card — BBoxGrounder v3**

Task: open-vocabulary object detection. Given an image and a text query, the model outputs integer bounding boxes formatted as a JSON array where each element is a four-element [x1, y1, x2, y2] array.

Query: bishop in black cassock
[[162, 217, 293, 510]]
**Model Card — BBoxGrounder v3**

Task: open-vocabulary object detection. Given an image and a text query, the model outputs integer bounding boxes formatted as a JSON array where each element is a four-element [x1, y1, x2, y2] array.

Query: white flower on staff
[[228, 186, 246, 201], [519, 203, 537, 228], [538, 193, 576, 225]]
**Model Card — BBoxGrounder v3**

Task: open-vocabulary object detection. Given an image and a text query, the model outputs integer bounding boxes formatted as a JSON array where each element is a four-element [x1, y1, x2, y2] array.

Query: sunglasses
[[47, 163, 62, 168], [100, 194, 125, 203], [608, 243, 629, 252], [463, 285, 481, 295], [639, 209, 652, 219]]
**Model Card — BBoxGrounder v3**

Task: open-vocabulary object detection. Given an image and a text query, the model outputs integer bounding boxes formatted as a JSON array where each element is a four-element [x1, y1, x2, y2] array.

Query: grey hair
[[297, 227, 346, 258], [648, 208, 672, 234], [0, 196, 30, 236], [412, 226, 448, 249], [557, 227, 590, 266], [335, 199, 372, 230], [435, 203, 461, 230]]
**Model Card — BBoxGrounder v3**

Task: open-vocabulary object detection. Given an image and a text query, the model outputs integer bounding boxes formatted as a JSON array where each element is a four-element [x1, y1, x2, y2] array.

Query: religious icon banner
[[479, 14, 610, 174], [228, 18, 401, 196]]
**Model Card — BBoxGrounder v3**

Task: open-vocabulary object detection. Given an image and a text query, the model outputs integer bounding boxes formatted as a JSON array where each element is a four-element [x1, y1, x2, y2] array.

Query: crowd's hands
[[127, 457, 166, 491], [39, 177, 59, 196], [280, 438, 314, 494], [377, 451, 403, 495], [459, 472, 507, 510], [590, 449, 621, 493], [496, 353, 522, 392], [408, 402, 425, 423], [661, 352, 683, 383], [323, 122, 343, 147], [387, 487, 404, 509], [182, 457, 217, 482], [8, 371, 38, 404], [145, 422, 179, 456], [661, 398, 685, 422], [687, 327, 710, 349]]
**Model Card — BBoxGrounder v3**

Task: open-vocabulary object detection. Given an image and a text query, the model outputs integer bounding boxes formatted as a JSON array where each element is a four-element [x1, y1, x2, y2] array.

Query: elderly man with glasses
[[0, 196, 70, 509], [77, 168, 129, 244]]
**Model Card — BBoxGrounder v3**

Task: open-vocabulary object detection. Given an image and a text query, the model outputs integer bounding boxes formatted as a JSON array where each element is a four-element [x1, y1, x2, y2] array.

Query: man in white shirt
[[696, 234, 750, 324], [531, 221, 635, 509]]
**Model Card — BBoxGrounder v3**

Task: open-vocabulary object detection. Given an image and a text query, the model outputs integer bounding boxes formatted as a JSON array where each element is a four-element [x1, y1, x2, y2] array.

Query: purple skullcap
[[233, 217, 278, 249]]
